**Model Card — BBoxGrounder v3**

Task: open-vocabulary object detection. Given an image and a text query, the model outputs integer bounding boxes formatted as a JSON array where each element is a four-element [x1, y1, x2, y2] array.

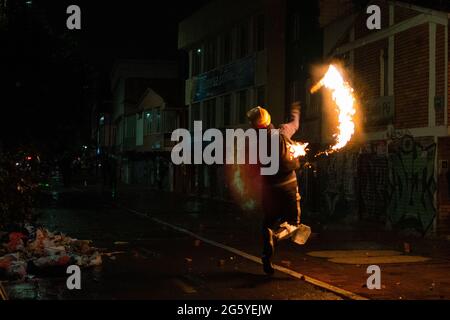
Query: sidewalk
[[107, 183, 450, 299]]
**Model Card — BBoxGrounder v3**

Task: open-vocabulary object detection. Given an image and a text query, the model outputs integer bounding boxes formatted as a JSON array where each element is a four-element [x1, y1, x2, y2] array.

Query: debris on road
[[114, 241, 129, 246], [404, 242, 411, 253], [281, 260, 292, 268], [0, 281, 8, 300], [103, 251, 126, 257], [0, 225, 102, 279]]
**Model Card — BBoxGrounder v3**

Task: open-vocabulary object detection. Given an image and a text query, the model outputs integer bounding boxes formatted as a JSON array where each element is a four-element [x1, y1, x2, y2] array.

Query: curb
[[121, 205, 368, 300]]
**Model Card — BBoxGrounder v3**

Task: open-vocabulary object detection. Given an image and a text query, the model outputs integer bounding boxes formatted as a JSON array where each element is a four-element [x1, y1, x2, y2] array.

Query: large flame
[[311, 65, 356, 153]]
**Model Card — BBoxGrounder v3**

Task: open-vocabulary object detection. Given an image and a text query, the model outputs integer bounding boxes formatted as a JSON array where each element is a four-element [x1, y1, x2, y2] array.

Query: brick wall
[[438, 137, 450, 206], [354, 39, 388, 132], [436, 24, 446, 126], [438, 137, 450, 235], [319, 0, 354, 28], [394, 5, 420, 24], [394, 23, 429, 129]]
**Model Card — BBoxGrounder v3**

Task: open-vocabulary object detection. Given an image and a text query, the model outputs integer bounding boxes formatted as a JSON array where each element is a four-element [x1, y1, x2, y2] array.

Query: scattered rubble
[[281, 260, 292, 268], [114, 241, 128, 246], [0, 225, 102, 280]]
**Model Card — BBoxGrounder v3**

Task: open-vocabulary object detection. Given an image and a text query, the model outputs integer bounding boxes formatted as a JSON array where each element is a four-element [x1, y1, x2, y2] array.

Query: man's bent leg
[[261, 226, 275, 275], [261, 191, 278, 275]]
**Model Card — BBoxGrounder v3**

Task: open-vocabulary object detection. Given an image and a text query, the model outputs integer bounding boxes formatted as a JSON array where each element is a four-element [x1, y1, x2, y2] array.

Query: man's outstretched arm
[[279, 102, 301, 139]]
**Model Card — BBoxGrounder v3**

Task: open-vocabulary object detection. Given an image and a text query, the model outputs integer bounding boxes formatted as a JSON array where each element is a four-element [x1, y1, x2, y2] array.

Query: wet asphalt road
[[5, 187, 341, 300]]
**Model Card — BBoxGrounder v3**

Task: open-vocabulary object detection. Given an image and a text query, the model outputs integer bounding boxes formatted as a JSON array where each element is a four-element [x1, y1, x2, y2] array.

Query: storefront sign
[[192, 55, 255, 102]]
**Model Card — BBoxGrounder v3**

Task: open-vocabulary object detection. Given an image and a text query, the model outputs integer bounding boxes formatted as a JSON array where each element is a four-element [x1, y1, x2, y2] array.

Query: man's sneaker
[[261, 256, 275, 275]]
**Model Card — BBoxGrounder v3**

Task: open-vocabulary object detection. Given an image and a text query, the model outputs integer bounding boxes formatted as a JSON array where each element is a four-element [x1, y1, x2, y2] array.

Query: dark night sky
[[0, 0, 210, 153]]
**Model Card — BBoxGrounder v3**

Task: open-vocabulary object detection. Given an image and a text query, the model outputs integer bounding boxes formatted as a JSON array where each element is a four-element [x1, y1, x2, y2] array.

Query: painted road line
[[120, 205, 368, 300]]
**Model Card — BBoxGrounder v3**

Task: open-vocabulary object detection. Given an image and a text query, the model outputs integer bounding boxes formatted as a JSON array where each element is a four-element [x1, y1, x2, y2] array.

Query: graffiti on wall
[[317, 135, 437, 234], [320, 151, 358, 219], [359, 152, 389, 221], [387, 135, 436, 234]]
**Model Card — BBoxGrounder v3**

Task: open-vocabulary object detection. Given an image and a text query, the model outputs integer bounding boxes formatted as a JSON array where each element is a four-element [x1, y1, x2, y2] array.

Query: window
[[305, 79, 319, 119], [380, 48, 389, 96], [126, 115, 136, 138], [144, 110, 152, 135], [255, 14, 265, 51], [112, 127, 117, 146], [164, 110, 178, 133], [237, 23, 249, 58], [116, 121, 123, 145], [290, 81, 300, 104], [291, 13, 300, 43], [222, 94, 232, 126], [155, 108, 161, 133], [192, 47, 202, 76], [237, 90, 248, 124], [191, 103, 201, 130], [256, 86, 265, 106], [205, 40, 217, 71], [221, 33, 232, 65], [204, 99, 216, 129]]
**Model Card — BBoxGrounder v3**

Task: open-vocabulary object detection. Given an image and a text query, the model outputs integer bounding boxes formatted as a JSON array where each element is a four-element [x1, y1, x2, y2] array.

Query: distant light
[[145, 112, 151, 119], [83, 145, 88, 149], [26, 156, 32, 161], [25, 1, 32, 5], [197, 48, 202, 54], [96, 148, 101, 155], [99, 116, 105, 123], [15, 162, 20, 166]]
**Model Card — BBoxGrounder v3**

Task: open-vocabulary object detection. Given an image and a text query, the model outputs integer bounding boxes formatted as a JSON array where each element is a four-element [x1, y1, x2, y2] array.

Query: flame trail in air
[[311, 65, 356, 154]]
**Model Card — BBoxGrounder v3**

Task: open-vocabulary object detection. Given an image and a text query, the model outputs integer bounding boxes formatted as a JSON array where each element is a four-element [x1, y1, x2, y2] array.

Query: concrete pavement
[[112, 183, 450, 300], [4, 181, 450, 300], [3, 186, 341, 300]]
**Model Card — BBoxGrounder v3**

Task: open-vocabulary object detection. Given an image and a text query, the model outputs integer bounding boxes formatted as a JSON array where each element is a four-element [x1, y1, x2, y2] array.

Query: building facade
[[110, 60, 186, 191], [178, 0, 321, 204], [314, 0, 450, 236]]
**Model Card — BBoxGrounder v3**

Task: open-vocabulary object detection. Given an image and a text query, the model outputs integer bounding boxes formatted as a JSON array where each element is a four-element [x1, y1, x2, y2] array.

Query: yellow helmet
[[246, 106, 271, 129]]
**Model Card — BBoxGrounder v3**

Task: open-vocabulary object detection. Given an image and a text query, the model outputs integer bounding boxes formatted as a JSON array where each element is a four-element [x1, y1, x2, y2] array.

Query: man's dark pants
[[261, 182, 300, 260]]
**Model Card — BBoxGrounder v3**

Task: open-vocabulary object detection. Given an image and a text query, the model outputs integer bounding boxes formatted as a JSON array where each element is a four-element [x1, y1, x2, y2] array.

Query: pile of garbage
[[0, 225, 102, 279]]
